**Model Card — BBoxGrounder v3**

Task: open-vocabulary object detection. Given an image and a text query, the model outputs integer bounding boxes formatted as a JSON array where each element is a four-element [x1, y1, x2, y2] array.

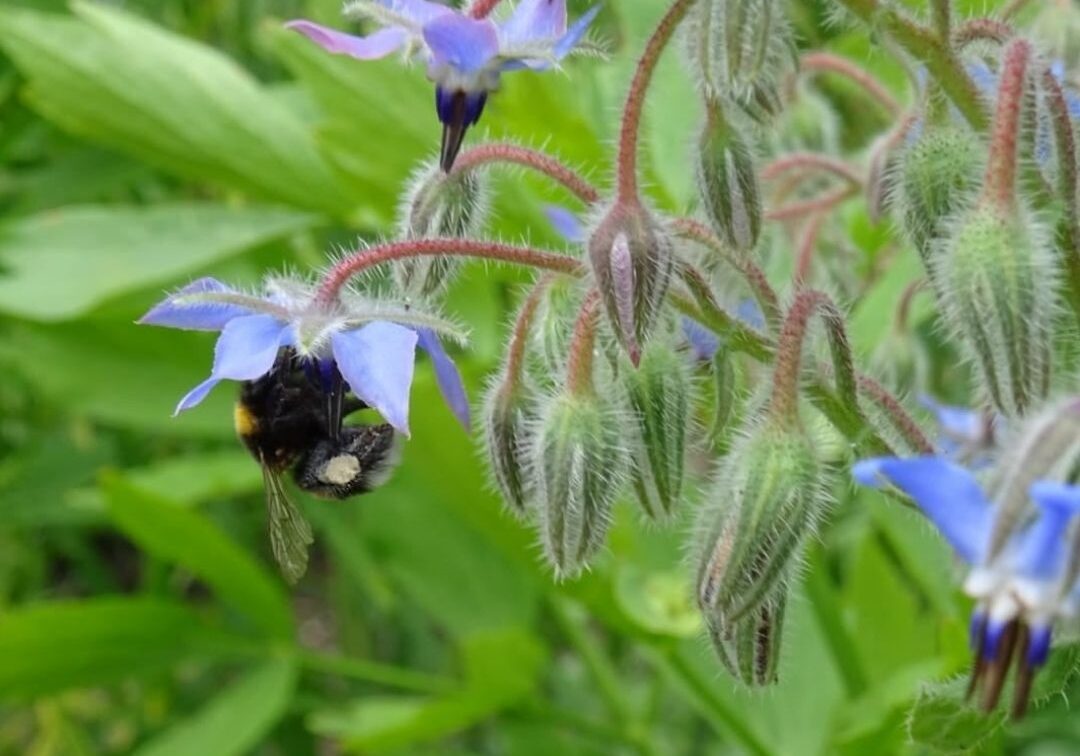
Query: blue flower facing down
[[287, 1, 600, 171], [139, 276, 471, 435], [854, 456, 1080, 717]]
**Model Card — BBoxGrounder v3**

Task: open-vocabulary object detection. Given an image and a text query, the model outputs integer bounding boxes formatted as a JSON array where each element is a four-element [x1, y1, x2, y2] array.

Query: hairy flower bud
[[696, 106, 762, 253], [685, 0, 796, 124], [482, 376, 535, 517], [534, 391, 628, 577], [938, 206, 1054, 417], [897, 127, 982, 269], [624, 341, 692, 519], [588, 204, 676, 361], [707, 590, 787, 686], [695, 424, 826, 626], [394, 161, 490, 296], [527, 277, 580, 384]]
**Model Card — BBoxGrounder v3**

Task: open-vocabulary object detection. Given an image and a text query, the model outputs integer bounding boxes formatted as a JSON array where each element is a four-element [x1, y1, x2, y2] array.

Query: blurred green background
[[0, 0, 1078, 754]]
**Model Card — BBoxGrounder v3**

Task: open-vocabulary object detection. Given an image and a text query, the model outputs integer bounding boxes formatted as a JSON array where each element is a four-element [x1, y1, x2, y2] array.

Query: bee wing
[[260, 461, 314, 584]]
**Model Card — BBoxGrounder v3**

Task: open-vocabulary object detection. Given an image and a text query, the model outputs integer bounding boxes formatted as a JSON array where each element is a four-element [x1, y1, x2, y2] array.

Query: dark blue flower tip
[[1026, 624, 1053, 667], [969, 610, 987, 652], [436, 87, 489, 171]]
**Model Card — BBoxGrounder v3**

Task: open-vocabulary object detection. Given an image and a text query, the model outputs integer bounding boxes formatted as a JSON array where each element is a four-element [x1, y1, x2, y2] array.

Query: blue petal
[[378, 0, 454, 25], [286, 20, 408, 60], [735, 298, 765, 331], [853, 457, 992, 564], [919, 395, 983, 443], [681, 317, 720, 362], [554, 5, 600, 59], [544, 205, 585, 243], [417, 328, 470, 431], [1026, 624, 1053, 667], [501, 0, 566, 46], [175, 314, 288, 414], [139, 278, 253, 332], [331, 322, 418, 436], [982, 616, 1010, 660], [423, 15, 500, 74], [1012, 481, 1080, 579]]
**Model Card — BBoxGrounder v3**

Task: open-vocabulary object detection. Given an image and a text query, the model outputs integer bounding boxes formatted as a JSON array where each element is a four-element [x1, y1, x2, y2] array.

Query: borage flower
[[854, 456, 1080, 718], [287, 1, 601, 170], [139, 275, 470, 435]]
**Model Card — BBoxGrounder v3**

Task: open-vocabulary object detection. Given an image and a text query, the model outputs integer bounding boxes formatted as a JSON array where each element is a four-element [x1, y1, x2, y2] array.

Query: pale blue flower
[[140, 276, 470, 434], [855, 456, 1080, 714], [288, 1, 600, 170]]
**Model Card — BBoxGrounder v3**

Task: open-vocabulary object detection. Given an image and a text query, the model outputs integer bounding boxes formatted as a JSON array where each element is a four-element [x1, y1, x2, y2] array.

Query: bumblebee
[[235, 347, 399, 583]]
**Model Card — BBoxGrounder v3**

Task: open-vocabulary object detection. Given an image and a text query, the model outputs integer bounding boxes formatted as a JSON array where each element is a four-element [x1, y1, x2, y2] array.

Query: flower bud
[[588, 204, 676, 361], [896, 127, 982, 269], [695, 106, 762, 253], [707, 590, 787, 686], [709, 345, 738, 448], [534, 391, 629, 577], [394, 161, 490, 296], [938, 206, 1054, 417], [482, 376, 535, 517], [624, 341, 692, 519], [695, 423, 826, 625], [528, 277, 580, 385], [685, 0, 797, 124]]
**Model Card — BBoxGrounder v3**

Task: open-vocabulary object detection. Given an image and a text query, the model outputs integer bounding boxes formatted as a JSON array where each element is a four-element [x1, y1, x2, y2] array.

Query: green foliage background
[[0, 0, 1077, 753]]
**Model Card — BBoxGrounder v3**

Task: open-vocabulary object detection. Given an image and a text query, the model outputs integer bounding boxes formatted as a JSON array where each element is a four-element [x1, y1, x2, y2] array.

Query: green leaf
[[102, 475, 292, 639], [133, 659, 297, 756], [0, 598, 238, 699], [907, 679, 1004, 753], [0, 3, 352, 216], [308, 629, 546, 751], [0, 203, 313, 320], [850, 247, 933, 355]]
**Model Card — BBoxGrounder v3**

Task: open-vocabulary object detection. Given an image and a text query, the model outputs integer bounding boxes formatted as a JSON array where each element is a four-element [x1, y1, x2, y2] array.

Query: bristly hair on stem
[[981, 39, 1032, 212], [566, 290, 602, 396], [616, 0, 701, 203], [452, 142, 601, 204]]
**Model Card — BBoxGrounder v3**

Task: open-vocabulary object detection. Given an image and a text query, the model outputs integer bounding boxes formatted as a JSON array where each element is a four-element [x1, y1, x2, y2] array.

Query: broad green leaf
[[0, 598, 237, 699], [308, 629, 546, 751], [850, 247, 933, 355], [103, 476, 291, 638], [0, 203, 313, 320], [133, 659, 297, 756], [0, 320, 237, 437], [908, 679, 1004, 753], [0, 3, 353, 216]]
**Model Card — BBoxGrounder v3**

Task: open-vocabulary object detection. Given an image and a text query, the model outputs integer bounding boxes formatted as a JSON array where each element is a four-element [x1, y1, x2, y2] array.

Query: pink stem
[[566, 290, 602, 395], [453, 143, 601, 204], [317, 238, 583, 305], [616, 0, 700, 203], [767, 186, 857, 222], [467, 0, 504, 19], [505, 275, 556, 386], [800, 52, 902, 116], [762, 153, 863, 188], [982, 39, 1031, 212]]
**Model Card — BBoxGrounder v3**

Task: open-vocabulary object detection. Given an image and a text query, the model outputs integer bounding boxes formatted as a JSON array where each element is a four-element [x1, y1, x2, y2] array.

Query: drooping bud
[[534, 391, 629, 577], [623, 340, 692, 519], [707, 589, 787, 686], [482, 376, 536, 517], [528, 276, 581, 385], [937, 205, 1054, 417], [695, 104, 762, 253], [896, 126, 983, 269], [394, 161, 490, 296], [695, 423, 826, 629], [587, 203, 676, 362], [685, 0, 797, 124]]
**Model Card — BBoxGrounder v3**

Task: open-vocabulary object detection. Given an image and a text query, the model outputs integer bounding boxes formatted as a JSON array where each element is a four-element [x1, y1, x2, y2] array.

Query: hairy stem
[[617, 0, 701, 203], [505, 275, 557, 388], [566, 290, 602, 395], [953, 18, 1013, 49], [982, 39, 1031, 212], [317, 239, 583, 305], [294, 649, 456, 694], [767, 186, 857, 222], [672, 217, 783, 331], [930, 0, 951, 42], [800, 52, 901, 116], [769, 290, 860, 428], [832, 0, 987, 130], [857, 375, 935, 454], [762, 152, 863, 188], [1042, 70, 1080, 328], [453, 143, 601, 204]]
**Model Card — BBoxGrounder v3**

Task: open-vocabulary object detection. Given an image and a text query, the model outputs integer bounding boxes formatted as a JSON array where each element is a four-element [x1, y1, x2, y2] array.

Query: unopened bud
[[696, 106, 762, 253], [896, 127, 982, 270], [394, 161, 490, 296], [707, 590, 787, 686], [528, 277, 581, 384], [685, 0, 797, 124], [534, 391, 628, 577], [588, 204, 676, 360], [624, 341, 692, 519], [939, 206, 1054, 417], [482, 377, 535, 517], [695, 424, 825, 625]]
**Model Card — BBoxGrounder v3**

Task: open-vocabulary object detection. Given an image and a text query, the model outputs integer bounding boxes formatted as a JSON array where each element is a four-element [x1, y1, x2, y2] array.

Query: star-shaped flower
[[139, 275, 470, 435], [854, 455, 1080, 717], [287, 1, 601, 170]]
